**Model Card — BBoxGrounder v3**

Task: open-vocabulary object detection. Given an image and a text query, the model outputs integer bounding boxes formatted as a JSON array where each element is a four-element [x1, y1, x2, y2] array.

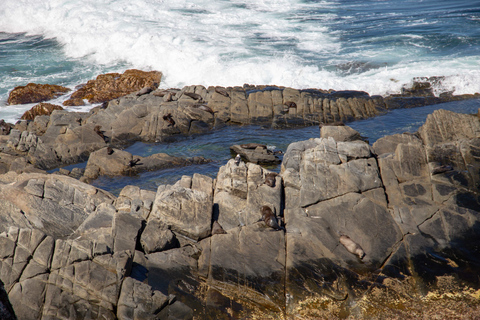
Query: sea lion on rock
[[136, 86, 153, 96], [163, 113, 176, 127], [339, 235, 365, 259], [163, 91, 176, 102], [215, 87, 229, 97], [431, 165, 454, 175], [184, 92, 203, 101], [106, 147, 114, 155], [194, 104, 216, 114], [261, 205, 282, 230], [94, 125, 106, 141], [284, 101, 297, 108], [240, 143, 266, 150], [264, 172, 277, 188]]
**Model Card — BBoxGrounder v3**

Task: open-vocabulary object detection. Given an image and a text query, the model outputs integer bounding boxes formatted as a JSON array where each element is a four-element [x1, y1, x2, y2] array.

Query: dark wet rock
[[230, 144, 281, 165], [63, 69, 162, 106], [20, 103, 63, 121], [7, 83, 70, 105], [83, 147, 211, 180]]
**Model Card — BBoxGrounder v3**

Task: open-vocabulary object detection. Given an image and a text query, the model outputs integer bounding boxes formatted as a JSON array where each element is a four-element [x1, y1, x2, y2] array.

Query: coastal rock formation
[[63, 69, 162, 106], [230, 143, 281, 164], [83, 147, 210, 180], [20, 103, 63, 121], [1, 81, 480, 319], [7, 83, 71, 105]]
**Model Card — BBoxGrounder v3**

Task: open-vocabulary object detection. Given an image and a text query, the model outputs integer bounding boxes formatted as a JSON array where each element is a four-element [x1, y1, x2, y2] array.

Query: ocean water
[[0, 0, 480, 123]]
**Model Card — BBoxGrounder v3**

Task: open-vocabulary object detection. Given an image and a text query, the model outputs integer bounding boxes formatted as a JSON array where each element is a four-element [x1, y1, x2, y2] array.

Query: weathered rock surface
[[7, 83, 71, 105], [83, 147, 210, 180], [20, 103, 64, 121], [230, 144, 281, 164], [63, 69, 162, 106], [1, 106, 480, 319]]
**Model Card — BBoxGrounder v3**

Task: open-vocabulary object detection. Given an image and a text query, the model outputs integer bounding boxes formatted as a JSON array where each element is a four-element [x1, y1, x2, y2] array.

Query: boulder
[[230, 144, 281, 164], [63, 69, 162, 105], [20, 103, 63, 121], [83, 147, 210, 180], [7, 83, 70, 105]]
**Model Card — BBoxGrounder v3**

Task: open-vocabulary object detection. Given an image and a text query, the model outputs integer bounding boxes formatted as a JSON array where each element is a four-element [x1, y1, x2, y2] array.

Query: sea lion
[[163, 113, 176, 127], [240, 143, 267, 150], [136, 86, 153, 96], [0, 119, 12, 135], [193, 104, 216, 114], [100, 101, 108, 109], [106, 147, 114, 155], [184, 92, 202, 101], [261, 205, 282, 230], [431, 165, 454, 175], [94, 125, 106, 141], [319, 121, 345, 128], [264, 172, 277, 188], [211, 221, 227, 235], [215, 87, 229, 97], [163, 91, 176, 102], [284, 101, 297, 108], [339, 235, 365, 259]]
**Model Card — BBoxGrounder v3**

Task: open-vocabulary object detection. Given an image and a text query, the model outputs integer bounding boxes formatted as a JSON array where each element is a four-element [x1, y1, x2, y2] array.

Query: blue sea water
[[2, 0, 480, 193]]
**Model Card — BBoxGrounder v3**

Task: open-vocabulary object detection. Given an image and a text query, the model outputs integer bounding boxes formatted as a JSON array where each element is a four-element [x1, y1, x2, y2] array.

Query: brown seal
[[163, 113, 176, 127], [136, 86, 153, 96], [339, 235, 365, 259], [194, 104, 216, 114], [106, 147, 114, 155], [215, 87, 229, 97], [94, 125, 106, 141], [261, 205, 281, 230], [431, 165, 453, 175], [184, 92, 202, 101], [284, 101, 297, 108], [240, 143, 266, 150], [264, 172, 277, 188]]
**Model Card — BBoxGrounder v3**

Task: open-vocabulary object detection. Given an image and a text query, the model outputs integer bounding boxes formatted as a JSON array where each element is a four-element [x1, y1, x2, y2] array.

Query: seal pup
[[284, 101, 297, 109], [240, 143, 267, 150], [94, 125, 106, 141], [106, 147, 114, 155], [184, 92, 203, 101], [264, 172, 277, 188], [339, 234, 365, 259], [431, 165, 453, 175], [261, 205, 282, 230], [215, 87, 229, 97], [136, 86, 153, 96], [193, 104, 216, 114], [234, 154, 241, 166], [163, 91, 176, 102], [211, 221, 227, 235], [163, 113, 176, 127]]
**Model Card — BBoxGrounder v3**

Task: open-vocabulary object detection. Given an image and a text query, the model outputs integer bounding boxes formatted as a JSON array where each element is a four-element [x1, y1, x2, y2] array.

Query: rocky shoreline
[[0, 71, 480, 319]]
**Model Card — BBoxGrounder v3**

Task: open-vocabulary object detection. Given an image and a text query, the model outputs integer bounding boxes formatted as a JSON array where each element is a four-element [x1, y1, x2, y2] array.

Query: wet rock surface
[[1, 72, 480, 319]]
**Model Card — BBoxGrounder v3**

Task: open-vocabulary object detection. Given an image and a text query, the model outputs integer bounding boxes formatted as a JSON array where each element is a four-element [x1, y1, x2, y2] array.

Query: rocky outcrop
[[83, 147, 210, 180], [7, 83, 70, 105], [20, 103, 63, 121], [63, 69, 162, 106]]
